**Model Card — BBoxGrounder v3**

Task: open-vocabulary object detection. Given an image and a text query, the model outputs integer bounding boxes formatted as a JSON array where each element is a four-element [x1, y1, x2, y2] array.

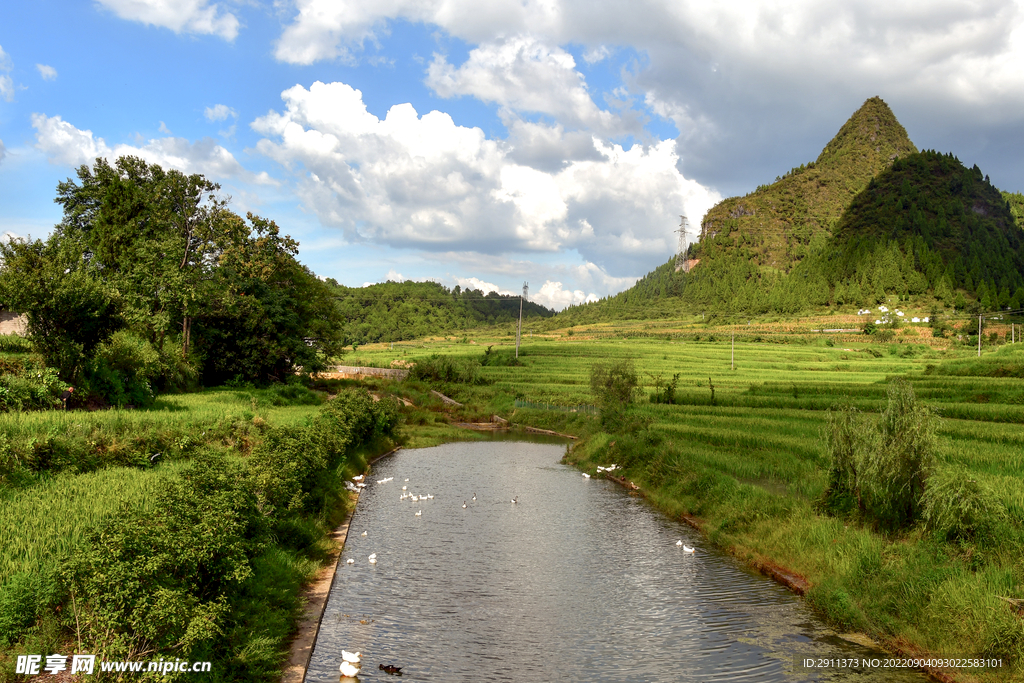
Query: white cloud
[[204, 103, 238, 122], [453, 276, 515, 296], [0, 45, 13, 102], [532, 280, 598, 310], [95, 0, 240, 41], [1, 231, 20, 244], [582, 45, 610, 64], [251, 80, 719, 277], [271, 0, 1024, 194], [0, 139, 5, 164], [426, 35, 635, 136], [30, 113, 276, 186], [158, 121, 171, 134], [36, 64, 57, 80]]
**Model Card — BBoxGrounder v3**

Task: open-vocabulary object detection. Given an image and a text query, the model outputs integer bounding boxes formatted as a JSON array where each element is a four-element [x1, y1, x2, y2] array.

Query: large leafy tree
[[195, 212, 343, 384], [54, 156, 229, 356], [2, 156, 342, 391], [0, 235, 120, 380]]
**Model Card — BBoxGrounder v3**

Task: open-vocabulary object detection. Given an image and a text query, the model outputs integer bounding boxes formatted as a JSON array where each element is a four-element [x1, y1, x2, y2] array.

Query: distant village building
[[0, 312, 28, 335]]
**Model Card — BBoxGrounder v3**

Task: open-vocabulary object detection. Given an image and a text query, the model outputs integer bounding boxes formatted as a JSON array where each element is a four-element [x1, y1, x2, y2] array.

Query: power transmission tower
[[675, 215, 690, 272], [516, 281, 528, 358]]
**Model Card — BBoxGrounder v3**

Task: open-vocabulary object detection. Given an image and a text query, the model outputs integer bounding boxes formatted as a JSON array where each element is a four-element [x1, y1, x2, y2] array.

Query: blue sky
[[3, 1, 1024, 309]]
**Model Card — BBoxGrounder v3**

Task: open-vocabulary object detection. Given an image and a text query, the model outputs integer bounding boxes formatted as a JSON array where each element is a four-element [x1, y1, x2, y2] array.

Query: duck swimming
[[462, 501, 467, 508], [379, 664, 403, 675], [339, 660, 359, 677], [341, 651, 361, 663], [683, 545, 696, 553]]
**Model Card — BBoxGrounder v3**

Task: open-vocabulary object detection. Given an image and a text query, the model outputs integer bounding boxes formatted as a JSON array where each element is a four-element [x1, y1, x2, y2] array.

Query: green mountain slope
[[330, 280, 554, 345], [697, 97, 917, 271], [813, 150, 1024, 308], [561, 97, 1024, 320]]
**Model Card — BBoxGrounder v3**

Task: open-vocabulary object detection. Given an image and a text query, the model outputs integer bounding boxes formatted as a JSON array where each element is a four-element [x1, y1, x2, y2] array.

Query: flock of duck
[[338, 650, 402, 678], [336, 462, 696, 677]]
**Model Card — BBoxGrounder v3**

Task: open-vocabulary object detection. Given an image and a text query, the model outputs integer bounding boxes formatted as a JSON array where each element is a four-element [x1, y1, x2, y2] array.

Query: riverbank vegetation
[[341, 323, 1024, 680], [0, 387, 398, 682]]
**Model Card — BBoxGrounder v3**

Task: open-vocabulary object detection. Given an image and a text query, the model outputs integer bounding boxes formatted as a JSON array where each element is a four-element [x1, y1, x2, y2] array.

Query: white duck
[[582, 473, 591, 478], [676, 540, 683, 546], [683, 545, 696, 553], [415, 509, 422, 516], [368, 553, 377, 564], [339, 660, 360, 677], [341, 650, 361, 663]]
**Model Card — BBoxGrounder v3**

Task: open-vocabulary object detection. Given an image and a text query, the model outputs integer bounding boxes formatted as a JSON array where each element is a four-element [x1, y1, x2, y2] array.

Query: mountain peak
[[816, 96, 917, 172]]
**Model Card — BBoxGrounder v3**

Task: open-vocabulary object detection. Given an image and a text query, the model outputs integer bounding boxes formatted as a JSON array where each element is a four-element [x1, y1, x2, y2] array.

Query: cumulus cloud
[[251, 80, 718, 276], [96, 0, 239, 41], [36, 64, 57, 81], [427, 36, 636, 136], [158, 121, 172, 134], [272, 0, 1024, 193], [532, 280, 598, 310], [453, 276, 515, 296], [204, 104, 238, 122], [30, 113, 275, 185]]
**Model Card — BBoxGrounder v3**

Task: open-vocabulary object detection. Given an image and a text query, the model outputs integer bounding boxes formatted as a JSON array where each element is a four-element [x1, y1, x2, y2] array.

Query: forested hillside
[[564, 98, 1024, 319], [697, 96, 917, 270], [331, 280, 554, 345], [813, 151, 1024, 309]]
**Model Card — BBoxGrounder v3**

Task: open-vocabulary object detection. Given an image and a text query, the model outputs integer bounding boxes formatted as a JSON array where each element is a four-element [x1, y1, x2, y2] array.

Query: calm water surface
[[307, 440, 925, 682]]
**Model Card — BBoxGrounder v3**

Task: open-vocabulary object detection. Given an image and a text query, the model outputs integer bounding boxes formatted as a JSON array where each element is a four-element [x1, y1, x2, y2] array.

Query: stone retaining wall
[[0, 312, 27, 336]]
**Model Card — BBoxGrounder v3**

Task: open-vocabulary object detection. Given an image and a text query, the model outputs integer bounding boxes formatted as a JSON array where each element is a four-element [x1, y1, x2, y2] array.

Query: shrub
[[410, 354, 482, 384], [0, 334, 33, 354], [0, 364, 64, 411], [481, 345, 521, 367], [819, 379, 936, 529], [591, 359, 640, 428], [920, 466, 1008, 544], [61, 454, 264, 665]]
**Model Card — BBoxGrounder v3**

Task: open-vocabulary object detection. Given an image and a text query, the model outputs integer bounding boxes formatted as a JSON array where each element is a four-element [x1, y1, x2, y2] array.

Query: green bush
[[820, 379, 936, 529], [87, 331, 161, 407], [410, 354, 482, 384], [920, 466, 1008, 544], [481, 345, 521, 367], [61, 454, 264, 667], [0, 364, 64, 411], [0, 335, 32, 354]]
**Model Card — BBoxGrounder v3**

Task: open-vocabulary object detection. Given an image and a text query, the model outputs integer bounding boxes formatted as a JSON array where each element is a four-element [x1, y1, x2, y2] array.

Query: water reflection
[[307, 441, 925, 682]]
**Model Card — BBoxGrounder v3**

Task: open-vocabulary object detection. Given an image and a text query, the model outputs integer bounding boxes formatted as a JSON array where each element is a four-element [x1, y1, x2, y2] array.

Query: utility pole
[[978, 314, 982, 357], [516, 282, 528, 359]]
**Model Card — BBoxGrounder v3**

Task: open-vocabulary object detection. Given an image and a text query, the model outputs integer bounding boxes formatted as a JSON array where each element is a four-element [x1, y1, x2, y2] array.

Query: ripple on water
[[306, 441, 927, 683]]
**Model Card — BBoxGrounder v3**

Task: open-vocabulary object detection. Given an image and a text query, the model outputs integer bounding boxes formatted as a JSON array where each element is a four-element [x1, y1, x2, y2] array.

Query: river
[[305, 438, 926, 682]]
